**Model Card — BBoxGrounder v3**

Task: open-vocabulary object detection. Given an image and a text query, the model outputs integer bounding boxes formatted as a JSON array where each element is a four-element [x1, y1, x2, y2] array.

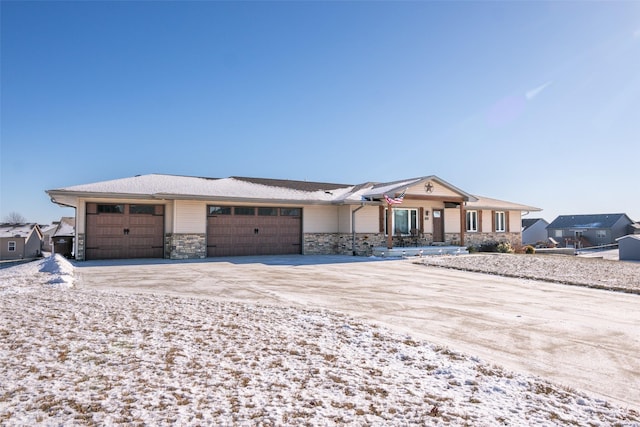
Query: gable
[[361, 176, 477, 203]]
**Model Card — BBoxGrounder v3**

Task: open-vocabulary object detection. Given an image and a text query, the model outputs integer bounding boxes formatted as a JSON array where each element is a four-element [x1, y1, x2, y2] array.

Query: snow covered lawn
[[420, 253, 640, 294], [1, 255, 638, 426]]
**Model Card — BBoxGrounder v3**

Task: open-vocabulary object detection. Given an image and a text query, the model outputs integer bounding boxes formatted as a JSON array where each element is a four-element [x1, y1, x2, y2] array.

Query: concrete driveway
[[73, 255, 640, 410]]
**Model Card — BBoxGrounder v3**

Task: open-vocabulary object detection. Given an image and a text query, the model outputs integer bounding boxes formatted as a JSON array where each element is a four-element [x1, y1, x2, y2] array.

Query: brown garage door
[[207, 206, 301, 257], [85, 203, 164, 260]]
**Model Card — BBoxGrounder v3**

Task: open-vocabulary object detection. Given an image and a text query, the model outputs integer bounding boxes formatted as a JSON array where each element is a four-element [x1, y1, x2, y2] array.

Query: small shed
[[616, 235, 640, 261], [52, 217, 75, 258]]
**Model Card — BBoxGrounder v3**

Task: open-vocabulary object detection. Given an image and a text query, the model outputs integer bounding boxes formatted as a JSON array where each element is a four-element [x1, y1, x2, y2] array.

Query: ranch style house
[[46, 174, 541, 261]]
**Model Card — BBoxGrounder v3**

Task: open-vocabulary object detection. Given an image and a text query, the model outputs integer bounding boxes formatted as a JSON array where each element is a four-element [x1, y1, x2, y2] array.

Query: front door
[[433, 209, 444, 243]]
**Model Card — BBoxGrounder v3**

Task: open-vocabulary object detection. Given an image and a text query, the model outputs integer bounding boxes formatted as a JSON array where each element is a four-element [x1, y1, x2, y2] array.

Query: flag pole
[[386, 201, 393, 249], [383, 188, 407, 250]]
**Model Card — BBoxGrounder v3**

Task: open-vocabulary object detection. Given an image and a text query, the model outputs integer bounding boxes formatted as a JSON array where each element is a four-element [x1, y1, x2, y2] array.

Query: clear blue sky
[[1, 1, 639, 225]]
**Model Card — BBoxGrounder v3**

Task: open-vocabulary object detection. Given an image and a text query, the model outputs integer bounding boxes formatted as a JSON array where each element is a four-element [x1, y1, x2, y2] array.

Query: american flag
[[384, 189, 406, 205]]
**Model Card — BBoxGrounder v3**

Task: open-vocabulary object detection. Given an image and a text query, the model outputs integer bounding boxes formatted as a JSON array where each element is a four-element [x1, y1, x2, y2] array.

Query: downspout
[[351, 204, 366, 256], [460, 202, 466, 247]]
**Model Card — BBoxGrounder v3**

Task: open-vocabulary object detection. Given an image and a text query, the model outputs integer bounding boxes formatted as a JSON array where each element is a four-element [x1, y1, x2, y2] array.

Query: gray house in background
[[617, 235, 640, 261], [546, 213, 634, 248], [522, 218, 549, 246], [0, 223, 43, 260]]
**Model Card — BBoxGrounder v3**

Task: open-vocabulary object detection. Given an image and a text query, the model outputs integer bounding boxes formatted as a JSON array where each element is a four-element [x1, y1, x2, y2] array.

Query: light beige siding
[[445, 208, 461, 233], [355, 206, 382, 233], [407, 180, 461, 199], [164, 201, 174, 233], [303, 206, 339, 233], [508, 211, 521, 232], [337, 206, 351, 234], [480, 210, 491, 232], [174, 200, 207, 233]]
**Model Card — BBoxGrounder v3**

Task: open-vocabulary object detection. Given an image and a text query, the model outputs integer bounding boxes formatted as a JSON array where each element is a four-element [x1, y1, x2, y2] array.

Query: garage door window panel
[[97, 204, 124, 214], [208, 206, 232, 216], [130, 205, 155, 215], [258, 207, 278, 216], [281, 208, 301, 216], [234, 207, 255, 216]]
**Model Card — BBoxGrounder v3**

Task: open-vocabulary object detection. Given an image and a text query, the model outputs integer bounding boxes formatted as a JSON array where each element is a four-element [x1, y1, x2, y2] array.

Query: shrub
[[523, 245, 536, 254], [496, 242, 514, 253], [478, 242, 498, 253]]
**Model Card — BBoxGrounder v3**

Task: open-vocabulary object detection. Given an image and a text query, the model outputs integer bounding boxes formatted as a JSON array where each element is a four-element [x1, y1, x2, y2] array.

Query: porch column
[[459, 204, 465, 247]]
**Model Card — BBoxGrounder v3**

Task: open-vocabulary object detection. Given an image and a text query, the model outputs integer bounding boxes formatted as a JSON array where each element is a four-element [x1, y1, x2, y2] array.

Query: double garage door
[[207, 206, 302, 257], [85, 203, 165, 260]]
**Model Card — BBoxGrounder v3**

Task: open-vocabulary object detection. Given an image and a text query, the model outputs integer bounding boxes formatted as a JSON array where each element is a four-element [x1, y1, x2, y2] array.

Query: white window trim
[[466, 210, 478, 232], [385, 208, 419, 235], [495, 211, 506, 232], [8, 241, 16, 251]]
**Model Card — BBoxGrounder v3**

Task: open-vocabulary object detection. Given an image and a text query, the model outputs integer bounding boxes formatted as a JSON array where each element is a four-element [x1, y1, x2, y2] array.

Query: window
[[258, 207, 278, 216], [208, 206, 232, 215], [596, 230, 607, 239], [97, 204, 124, 214], [495, 211, 506, 232], [384, 208, 418, 235], [555, 230, 563, 238], [281, 208, 301, 217], [234, 207, 255, 216], [466, 210, 478, 232], [8, 241, 16, 252], [130, 205, 155, 215]]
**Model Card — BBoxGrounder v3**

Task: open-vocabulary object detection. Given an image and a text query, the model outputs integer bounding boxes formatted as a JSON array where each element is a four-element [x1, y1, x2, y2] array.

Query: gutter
[[46, 190, 382, 207]]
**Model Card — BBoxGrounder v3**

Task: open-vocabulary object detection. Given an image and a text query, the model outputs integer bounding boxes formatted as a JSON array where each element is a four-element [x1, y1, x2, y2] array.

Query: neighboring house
[[52, 217, 75, 258], [617, 235, 640, 261], [546, 213, 634, 248], [0, 223, 43, 261], [40, 223, 57, 252], [46, 174, 541, 261], [521, 218, 549, 246]]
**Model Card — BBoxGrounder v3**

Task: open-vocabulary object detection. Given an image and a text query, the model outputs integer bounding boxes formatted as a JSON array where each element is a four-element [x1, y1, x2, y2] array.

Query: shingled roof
[[547, 213, 632, 229]]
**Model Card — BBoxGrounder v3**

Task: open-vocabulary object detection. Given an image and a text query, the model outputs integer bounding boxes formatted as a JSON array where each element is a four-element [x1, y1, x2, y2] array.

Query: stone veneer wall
[[463, 232, 521, 248], [76, 233, 86, 261], [166, 233, 206, 260], [304, 232, 522, 256], [304, 233, 434, 256]]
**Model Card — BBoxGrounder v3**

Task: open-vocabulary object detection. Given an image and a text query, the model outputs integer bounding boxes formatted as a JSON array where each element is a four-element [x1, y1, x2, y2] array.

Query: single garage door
[[207, 206, 302, 257], [85, 203, 164, 260]]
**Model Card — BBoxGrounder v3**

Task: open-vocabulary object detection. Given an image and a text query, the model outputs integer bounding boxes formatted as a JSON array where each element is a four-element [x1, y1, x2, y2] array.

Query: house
[[46, 174, 541, 261], [546, 213, 634, 248], [0, 223, 43, 261], [617, 235, 640, 261], [628, 222, 640, 235], [51, 217, 75, 258], [521, 218, 549, 246], [40, 223, 57, 252]]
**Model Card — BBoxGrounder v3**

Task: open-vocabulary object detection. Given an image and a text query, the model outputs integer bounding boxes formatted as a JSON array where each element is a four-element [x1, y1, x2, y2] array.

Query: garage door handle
[[123, 228, 130, 235], [254, 228, 259, 234]]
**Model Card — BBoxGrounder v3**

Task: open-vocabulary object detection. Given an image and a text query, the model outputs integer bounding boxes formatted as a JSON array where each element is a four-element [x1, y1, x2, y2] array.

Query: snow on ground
[[1, 255, 639, 426], [420, 253, 640, 294]]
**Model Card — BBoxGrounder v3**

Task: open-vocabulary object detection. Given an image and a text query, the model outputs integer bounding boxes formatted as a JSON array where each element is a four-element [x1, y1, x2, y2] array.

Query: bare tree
[[3, 212, 27, 224]]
